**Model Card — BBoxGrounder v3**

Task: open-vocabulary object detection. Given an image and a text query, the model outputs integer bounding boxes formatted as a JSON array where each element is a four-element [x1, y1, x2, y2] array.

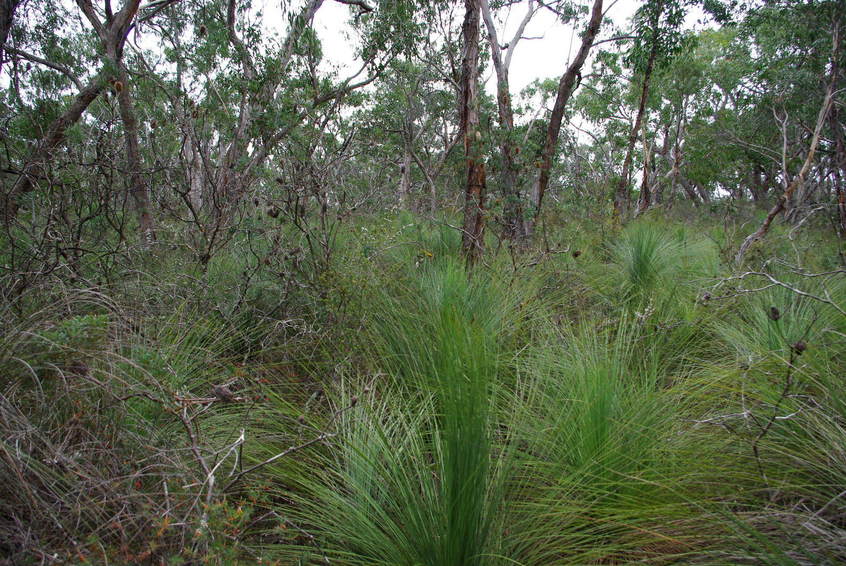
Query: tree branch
[[4, 47, 84, 90]]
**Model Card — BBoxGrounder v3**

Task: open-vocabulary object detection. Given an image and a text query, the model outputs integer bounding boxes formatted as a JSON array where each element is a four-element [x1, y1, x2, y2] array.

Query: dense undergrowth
[[1, 207, 845, 565]]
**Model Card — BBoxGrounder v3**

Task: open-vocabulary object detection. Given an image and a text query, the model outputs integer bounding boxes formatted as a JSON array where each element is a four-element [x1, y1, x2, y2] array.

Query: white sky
[[246, 0, 711, 101], [309, 0, 641, 94]]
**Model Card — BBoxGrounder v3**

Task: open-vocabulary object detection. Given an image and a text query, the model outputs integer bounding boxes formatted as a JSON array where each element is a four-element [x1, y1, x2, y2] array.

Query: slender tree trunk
[[830, 25, 846, 237], [183, 126, 205, 211], [107, 53, 155, 242], [399, 144, 412, 208], [636, 121, 654, 214], [614, 64, 659, 219], [651, 123, 671, 205], [694, 180, 710, 203], [679, 176, 700, 206], [480, 0, 535, 241], [735, 53, 835, 264], [614, 0, 663, 222], [749, 163, 768, 203], [528, 0, 603, 236], [459, 0, 486, 264]]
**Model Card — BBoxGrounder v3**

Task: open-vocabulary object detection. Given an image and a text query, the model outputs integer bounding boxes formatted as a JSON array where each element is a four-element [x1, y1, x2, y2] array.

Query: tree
[[459, 0, 486, 264], [613, 0, 674, 219], [528, 0, 604, 235], [480, 0, 539, 240], [4, 0, 142, 224], [735, 20, 839, 264], [77, 0, 155, 242]]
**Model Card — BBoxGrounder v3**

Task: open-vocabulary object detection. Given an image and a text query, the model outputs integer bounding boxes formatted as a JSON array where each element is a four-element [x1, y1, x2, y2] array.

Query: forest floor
[[2, 206, 845, 565]]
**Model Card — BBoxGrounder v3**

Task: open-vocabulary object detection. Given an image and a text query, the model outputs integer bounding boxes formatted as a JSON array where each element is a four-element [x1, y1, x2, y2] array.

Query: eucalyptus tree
[[735, 0, 843, 262], [479, 0, 539, 240], [3, 0, 150, 226], [358, 54, 460, 212], [527, 0, 604, 236], [613, 0, 684, 218], [78, 0, 156, 241], [458, 0, 485, 263]]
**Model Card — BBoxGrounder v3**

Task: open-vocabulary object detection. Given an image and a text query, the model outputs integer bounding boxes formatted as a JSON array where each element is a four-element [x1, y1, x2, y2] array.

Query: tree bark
[[830, 24, 846, 237], [114, 61, 155, 242], [0, 0, 21, 76], [528, 0, 603, 235], [749, 163, 769, 203], [636, 120, 654, 213], [399, 143, 412, 208], [459, 0, 486, 265], [651, 122, 671, 205]]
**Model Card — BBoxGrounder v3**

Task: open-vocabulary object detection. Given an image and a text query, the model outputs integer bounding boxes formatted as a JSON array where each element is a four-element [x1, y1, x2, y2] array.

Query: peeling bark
[[459, 0, 486, 264]]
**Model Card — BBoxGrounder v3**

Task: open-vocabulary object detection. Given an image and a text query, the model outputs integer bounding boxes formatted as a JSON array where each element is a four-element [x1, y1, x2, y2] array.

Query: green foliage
[[596, 220, 719, 314], [286, 257, 536, 566], [2, 0, 844, 562]]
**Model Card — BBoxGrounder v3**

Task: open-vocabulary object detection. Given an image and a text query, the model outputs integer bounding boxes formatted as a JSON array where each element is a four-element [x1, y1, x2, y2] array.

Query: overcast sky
[[308, 0, 641, 94], [249, 0, 710, 98]]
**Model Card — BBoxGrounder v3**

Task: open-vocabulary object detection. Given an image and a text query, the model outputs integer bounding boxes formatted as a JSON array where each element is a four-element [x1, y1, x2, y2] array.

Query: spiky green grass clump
[[284, 258, 535, 565]]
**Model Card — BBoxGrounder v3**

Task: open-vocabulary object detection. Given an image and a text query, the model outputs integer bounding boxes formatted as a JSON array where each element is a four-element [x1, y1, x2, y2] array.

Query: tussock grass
[[3, 211, 845, 564]]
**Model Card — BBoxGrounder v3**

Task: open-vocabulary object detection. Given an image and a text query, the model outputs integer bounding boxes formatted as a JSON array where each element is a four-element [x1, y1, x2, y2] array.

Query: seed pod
[[212, 384, 236, 402], [572, 250, 582, 258], [768, 306, 781, 322], [113, 81, 123, 93], [199, 24, 207, 37], [791, 341, 807, 355]]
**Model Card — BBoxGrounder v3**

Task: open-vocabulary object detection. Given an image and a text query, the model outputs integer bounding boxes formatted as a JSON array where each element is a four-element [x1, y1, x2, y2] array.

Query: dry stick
[[751, 349, 795, 487], [222, 402, 356, 492], [735, 26, 839, 265], [712, 270, 846, 317], [751, 313, 816, 487]]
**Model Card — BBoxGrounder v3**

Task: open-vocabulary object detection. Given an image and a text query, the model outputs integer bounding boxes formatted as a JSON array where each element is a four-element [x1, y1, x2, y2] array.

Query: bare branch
[[4, 47, 84, 90]]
